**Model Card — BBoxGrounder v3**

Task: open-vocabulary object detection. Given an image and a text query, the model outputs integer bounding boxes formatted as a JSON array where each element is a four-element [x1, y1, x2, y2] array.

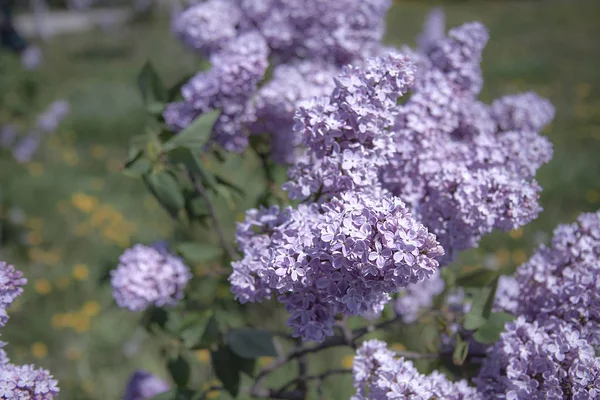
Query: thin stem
[[188, 171, 239, 261], [277, 368, 352, 395]]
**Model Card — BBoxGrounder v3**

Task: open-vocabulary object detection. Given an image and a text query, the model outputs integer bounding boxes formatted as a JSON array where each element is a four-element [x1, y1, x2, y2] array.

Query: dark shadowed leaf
[[226, 328, 278, 359], [192, 312, 221, 349], [167, 354, 191, 387], [144, 170, 184, 218], [211, 346, 240, 397]]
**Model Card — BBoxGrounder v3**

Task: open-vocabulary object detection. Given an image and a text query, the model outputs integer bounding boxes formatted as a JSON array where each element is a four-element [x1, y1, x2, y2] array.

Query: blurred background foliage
[[0, 0, 599, 399]]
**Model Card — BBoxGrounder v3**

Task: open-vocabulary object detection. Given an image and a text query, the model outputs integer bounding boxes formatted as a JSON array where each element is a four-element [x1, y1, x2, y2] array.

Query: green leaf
[[226, 328, 278, 359], [211, 346, 240, 398], [168, 355, 191, 387], [177, 242, 223, 263], [168, 148, 217, 190], [452, 336, 469, 366], [144, 170, 184, 218], [214, 174, 245, 197], [138, 61, 167, 114], [123, 153, 151, 177], [192, 312, 221, 349], [180, 313, 212, 348], [463, 278, 500, 331], [455, 267, 498, 287], [239, 357, 256, 378], [163, 110, 220, 152], [473, 312, 515, 344]]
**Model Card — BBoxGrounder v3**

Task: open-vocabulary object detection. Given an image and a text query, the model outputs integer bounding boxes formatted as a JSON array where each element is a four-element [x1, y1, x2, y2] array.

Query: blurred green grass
[[0, 0, 599, 398]]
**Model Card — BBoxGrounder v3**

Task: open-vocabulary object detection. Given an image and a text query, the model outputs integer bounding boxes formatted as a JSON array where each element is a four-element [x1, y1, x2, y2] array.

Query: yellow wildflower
[[31, 342, 48, 359], [34, 279, 52, 295], [73, 264, 89, 281]]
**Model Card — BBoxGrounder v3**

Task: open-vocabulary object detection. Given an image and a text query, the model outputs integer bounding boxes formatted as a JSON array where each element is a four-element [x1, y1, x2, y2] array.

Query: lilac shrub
[[111, 244, 192, 312], [0, 262, 60, 398]]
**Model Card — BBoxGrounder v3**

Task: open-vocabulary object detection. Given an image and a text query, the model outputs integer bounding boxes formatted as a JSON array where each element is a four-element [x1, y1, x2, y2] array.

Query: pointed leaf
[[138, 61, 167, 114], [473, 312, 515, 344], [455, 267, 498, 288], [452, 336, 469, 366], [192, 312, 221, 349], [211, 346, 240, 397], [226, 328, 278, 359], [167, 355, 191, 387], [144, 170, 184, 218], [163, 110, 220, 152]]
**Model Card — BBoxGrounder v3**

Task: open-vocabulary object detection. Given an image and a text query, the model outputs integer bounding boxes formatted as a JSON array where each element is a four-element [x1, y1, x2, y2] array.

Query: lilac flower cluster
[[0, 100, 70, 163], [0, 262, 26, 327], [0, 262, 60, 398], [352, 339, 479, 400], [111, 244, 192, 312], [282, 19, 553, 263], [166, 0, 392, 159], [230, 191, 443, 341], [175, 0, 390, 65], [496, 211, 600, 345], [475, 317, 600, 399], [284, 53, 416, 200], [122, 370, 170, 400]]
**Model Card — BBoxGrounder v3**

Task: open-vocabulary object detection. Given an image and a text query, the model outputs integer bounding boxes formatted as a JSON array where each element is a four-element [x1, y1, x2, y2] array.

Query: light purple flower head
[[0, 360, 60, 400], [394, 270, 445, 323], [0, 261, 27, 327], [230, 191, 443, 342], [498, 211, 600, 345], [352, 339, 480, 399], [123, 370, 170, 400], [36, 100, 70, 134], [111, 244, 192, 312], [475, 317, 600, 399], [417, 8, 446, 53]]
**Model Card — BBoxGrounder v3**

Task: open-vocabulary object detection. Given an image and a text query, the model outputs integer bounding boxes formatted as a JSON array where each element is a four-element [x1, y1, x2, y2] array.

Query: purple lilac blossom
[[497, 211, 600, 345], [0, 262, 60, 398], [36, 100, 70, 134], [475, 317, 600, 399], [417, 8, 445, 54], [238, 0, 391, 65], [20, 46, 43, 71], [174, 0, 244, 57], [12, 134, 41, 164], [0, 262, 26, 327], [164, 32, 269, 152], [122, 370, 170, 400], [167, 0, 391, 157], [111, 244, 192, 312], [393, 270, 444, 323], [230, 191, 443, 342], [250, 61, 339, 163], [0, 356, 60, 400], [284, 52, 416, 200], [351, 339, 480, 399], [381, 22, 553, 263]]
